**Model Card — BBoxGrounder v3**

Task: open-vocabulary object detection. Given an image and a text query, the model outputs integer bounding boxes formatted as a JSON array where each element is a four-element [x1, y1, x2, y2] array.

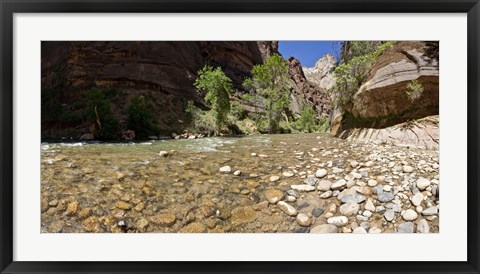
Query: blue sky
[[278, 41, 342, 67]]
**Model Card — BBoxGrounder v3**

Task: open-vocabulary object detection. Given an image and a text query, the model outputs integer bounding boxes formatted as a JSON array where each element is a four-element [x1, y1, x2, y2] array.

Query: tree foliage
[[194, 65, 233, 134], [84, 87, 119, 139], [243, 54, 291, 133], [330, 41, 396, 107], [126, 95, 160, 138]]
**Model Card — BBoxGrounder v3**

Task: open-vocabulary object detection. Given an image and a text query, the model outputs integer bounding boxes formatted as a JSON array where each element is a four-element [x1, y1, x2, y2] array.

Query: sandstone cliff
[[286, 57, 331, 118], [303, 53, 337, 91], [331, 41, 439, 143]]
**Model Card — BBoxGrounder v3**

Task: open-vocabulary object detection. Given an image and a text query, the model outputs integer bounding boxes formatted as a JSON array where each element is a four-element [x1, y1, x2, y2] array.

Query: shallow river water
[[41, 133, 439, 233]]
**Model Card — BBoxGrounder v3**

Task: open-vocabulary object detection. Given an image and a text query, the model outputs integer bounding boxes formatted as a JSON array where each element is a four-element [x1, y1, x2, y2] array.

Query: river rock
[[350, 160, 359, 168], [115, 201, 132, 210], [150, 213, 176, 227], [80, 133, 94, 141], [373, 184, 384, 195], [377, 192, 394, 203], [304, 177, 319, 186], [136, 218, 149, 230], [369, 227, 382, 233], [416, 219, 430, 233], [219, 166, 232, 173], [231, 206, 257, 226], [365, 199, 376, 212], [402, 209, 418, 221], [327, 216, 349, 227], [353, 226, 367, 233], [181, 222, 207, 233], [351, 172, 362, 179], [48, 199, 59, 207], [416, 177, 431, 190], [315, 168, 328, 178], [78, 208, 92, 219], [159, 151, 169, 157], [337, 188, 357, 200], [310, 224, 338, 233], [283, 171, 294, 177], [332, 167, 344, 174], [312, 208, 324, 217], [291, 185, 315, 192], [83, 216, 100, 232], [320, 191, 333, 198], [270, 175, 280, 182], [286, 196, 296, 202], [422, 206, 438, 216], [277, 201, 298, 216], [331, 179, 347, 190], [367, 179, 378, 187], [340, 202, 360, 216], [384, 209, 395, 221], [65, 200, 79, 216], [286, 189, 298, 198], [317, 180, 332, 191], [403, 165, 414, 173], [264, 189, 284, 204], [296, 213, 312, 227], [410, 192, 424, 206], [397, 222, 415, 233], [233, 170, 241, 176], [341, 194, 366, 204]]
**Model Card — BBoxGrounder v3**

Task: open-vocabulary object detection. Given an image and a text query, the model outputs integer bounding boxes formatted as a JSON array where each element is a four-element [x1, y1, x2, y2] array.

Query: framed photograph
[[1, 0, 479, 273]]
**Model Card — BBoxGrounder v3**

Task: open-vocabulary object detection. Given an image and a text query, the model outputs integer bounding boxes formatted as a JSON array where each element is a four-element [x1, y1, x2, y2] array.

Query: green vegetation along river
[[41, 133, 439, 233]]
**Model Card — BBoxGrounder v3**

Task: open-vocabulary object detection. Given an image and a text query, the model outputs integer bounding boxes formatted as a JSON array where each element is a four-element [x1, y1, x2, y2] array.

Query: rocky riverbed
[[41, 133, 439, 233]]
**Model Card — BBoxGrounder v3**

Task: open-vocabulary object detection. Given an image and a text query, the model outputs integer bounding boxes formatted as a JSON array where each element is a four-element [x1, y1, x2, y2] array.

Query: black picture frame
[[1, 0, 479, 273]]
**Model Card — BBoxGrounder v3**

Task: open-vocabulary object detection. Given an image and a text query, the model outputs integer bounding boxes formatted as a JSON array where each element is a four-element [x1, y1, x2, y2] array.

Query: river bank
[[41, 133, 439, 233]]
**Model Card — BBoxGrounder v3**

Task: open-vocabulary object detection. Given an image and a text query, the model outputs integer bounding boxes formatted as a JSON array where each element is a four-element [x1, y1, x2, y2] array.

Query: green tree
[[84, 87, 120, 140], [295, 105, 318, 132], [126, 95, 159, 138], [243, 54, 291, 133], [330, 41, 396, 107], [194, 66, 233, 134]]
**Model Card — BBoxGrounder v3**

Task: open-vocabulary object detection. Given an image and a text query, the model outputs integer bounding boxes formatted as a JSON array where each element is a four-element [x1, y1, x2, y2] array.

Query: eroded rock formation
[[331, 41, 439, 142], [339, 115, 439, 149], [286, 57, 331, 118], [41, 41, 279, 137]]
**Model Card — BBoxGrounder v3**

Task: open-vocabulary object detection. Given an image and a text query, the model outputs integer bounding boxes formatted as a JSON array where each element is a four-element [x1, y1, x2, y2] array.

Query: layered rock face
[[339, 115, 439, 149], [331, 41, 439, 145], [303, 54, 337, 90], [42, 41, 277, 104], [286, 57, 331, 118], [41, 41, 278, 137]]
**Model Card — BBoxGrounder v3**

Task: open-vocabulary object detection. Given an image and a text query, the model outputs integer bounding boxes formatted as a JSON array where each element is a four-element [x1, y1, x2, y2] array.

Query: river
[[41, 133, 439, 233]]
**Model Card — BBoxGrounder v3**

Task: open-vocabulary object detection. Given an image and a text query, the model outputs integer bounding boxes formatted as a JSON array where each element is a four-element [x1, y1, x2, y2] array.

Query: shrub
[[318, 116, 330, 132], [295, 105, 318, 133], [84, 87, 120, 139], [126, 95, 160, 138], [194, 110, 217, 135], [406, 79, 424, 101]]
